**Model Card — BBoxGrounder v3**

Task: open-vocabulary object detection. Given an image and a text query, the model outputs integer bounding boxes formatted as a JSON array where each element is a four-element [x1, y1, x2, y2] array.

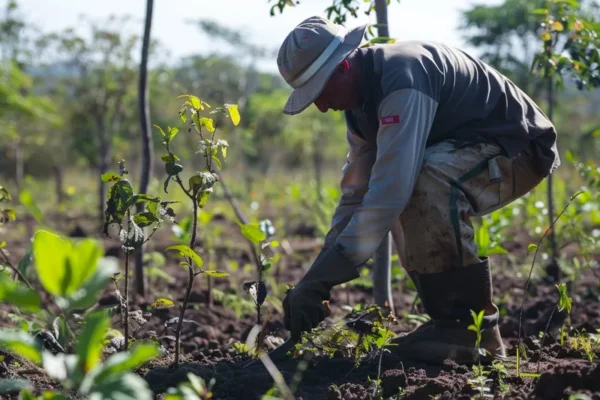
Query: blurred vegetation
[[0, 0, 598, 250]]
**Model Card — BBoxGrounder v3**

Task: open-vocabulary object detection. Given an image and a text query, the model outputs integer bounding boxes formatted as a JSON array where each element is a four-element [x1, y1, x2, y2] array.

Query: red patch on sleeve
[[380, 115, 400, 125]]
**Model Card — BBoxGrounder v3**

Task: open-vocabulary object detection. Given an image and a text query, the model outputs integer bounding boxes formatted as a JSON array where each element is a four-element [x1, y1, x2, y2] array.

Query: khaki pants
[[390, 139, 547, 274]]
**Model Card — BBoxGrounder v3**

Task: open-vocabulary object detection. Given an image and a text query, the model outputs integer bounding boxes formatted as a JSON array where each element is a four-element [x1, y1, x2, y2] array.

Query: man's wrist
[[301, 244, 360, 290]]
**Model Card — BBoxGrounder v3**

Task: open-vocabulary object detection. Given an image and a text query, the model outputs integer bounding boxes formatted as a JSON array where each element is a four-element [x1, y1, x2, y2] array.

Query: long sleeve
[[334, 88, 438, 266], [322, 128, 376, 249]]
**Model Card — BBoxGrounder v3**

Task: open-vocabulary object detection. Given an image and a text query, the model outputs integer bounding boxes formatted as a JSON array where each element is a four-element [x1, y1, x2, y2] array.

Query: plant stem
[[124, 249, 130, 351], [517, 192, 583, 346], [537, 304, 557, 373], [174, 194, 199, 367], [0, 248, 33, 290]]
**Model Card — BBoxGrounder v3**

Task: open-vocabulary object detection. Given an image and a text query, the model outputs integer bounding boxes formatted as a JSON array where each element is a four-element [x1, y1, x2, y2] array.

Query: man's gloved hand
[[282, 244, 360, 342], [283, 280, 329, 341]]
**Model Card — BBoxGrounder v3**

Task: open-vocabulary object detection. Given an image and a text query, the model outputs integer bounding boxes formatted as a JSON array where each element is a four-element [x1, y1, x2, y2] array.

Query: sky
[[14, 0, 502, 73]]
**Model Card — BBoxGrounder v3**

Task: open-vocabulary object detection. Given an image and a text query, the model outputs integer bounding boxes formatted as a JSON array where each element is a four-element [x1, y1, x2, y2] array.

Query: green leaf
[[556, 283, 572, 314], [33, 230, 102, 297], [188, 95, 201, 110], [527, 244, 538, 254], [120, 218, 145, 250], [82, 342, 159, 388], [153, 124, 166, 137], [226, 104, 240, 126], [0, 274, 41, 312], [191, 110, 201, 134], [66, 257, 119, 310], [0, 186, 11, 202], [551, 21, 564, 31], [179, 105, 187, 123], [262, 263, 272, 272], [0, 331, 42, 364], [165, 245, 203, 267], [211, 155, 222, 169], [167, 126, 179, 142], [161, 154, 180, 163], [270, 240, 280, 248], [104, 179, 135, 230], [77, 310, 109, 373], [199, 117, 215, 133], [237, 222, 266, 246], [197, 190, 210, 208], [0, 378, 32, 394], [204, 270, 229, 278], [19, 190, 43, 223], [565, 150, 575, 163], [0, 241, 4, 248], [86, 372, 154, 400], [101, 172, 121, 183], [165, 163, 183, 176], [133, 212, 158, 228], [592, 129, 600, 137], [151, 298, 174, 309], [570, 190, 585, 201]]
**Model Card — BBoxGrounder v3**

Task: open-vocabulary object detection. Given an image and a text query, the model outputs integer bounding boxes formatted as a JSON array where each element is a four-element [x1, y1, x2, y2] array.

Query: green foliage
[[531, 0, 600, 90], [32, 230, 102, 298], [0, 273, 40, 312], [165, 373, 215, 400], [0, 185, 15, 225]]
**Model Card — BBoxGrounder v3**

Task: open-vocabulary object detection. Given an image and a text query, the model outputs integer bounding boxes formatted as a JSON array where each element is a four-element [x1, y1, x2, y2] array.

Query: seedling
[[240, 218, 280, 327], [103, 159, 173, 351], [154, 93, 238, 367]]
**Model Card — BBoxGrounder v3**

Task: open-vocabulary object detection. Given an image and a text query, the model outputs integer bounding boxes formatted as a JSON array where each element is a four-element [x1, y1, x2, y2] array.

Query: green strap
[[449, 159, 491, 267]]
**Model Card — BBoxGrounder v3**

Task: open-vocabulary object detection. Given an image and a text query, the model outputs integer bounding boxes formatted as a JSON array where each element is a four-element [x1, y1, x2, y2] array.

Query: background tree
[[134, 0, 155, 297]]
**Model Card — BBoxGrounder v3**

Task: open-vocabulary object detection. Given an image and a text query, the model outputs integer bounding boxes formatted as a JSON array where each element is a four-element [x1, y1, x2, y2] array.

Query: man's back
[[360, 40, 559, 174]]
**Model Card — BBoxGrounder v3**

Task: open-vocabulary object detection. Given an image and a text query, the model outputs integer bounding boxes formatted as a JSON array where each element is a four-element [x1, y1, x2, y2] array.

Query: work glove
[[283, 244, 360, 342]]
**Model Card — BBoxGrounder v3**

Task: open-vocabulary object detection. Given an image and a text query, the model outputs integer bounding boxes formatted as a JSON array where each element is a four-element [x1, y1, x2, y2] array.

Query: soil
[[1, 216, 599, 400]]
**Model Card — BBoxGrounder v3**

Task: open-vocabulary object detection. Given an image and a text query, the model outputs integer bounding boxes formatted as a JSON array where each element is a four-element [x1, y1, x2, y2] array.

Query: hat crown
[[277, 16, 342, 88]]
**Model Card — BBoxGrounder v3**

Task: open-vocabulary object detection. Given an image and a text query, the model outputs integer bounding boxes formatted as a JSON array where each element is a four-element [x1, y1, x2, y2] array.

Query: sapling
[[240, 218, 279, 327], [155, 94, 238, 367], [103, 159, 173, 351]]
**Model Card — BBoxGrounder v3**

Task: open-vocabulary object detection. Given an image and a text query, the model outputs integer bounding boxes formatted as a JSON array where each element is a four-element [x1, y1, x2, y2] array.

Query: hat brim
[[282, 23, 368, 115]]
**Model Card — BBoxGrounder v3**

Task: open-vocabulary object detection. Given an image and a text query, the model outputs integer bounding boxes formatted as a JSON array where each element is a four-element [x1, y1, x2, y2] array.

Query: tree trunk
[[134, 0, 155, 298], [374, 0, 390, 37]]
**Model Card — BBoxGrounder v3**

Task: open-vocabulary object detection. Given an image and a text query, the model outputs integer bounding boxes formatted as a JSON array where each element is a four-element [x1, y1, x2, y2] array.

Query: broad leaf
[[167, 126, 179, 141], [199, 117, 215, 133], [0, 274, 41, 312], [527, 244, 538, 254], [19, 190, 43, 223], [33, 230, 102, 297], [82, 342, 159, 389], [165, 245, 203, 267], [86, 372, 154, 400], [204, 270, 229, 278], [179, 105, 187, 123], [120, 218, 145, 250], [153, 124, 166, 137], [161, 154, 180, 163], [66, 257, 119, 310], [133, 212, 158, 228], [77, 310, 109, 373], [104, 179, 135, 228], [197, 190, 210, 208], [151, 298, 174, 309], [165, 163, 183, 176], [237, 222, 266, 246], [0, 331, 42, 364], [226, 104, 240, 126], [101, 173, 121, 183]]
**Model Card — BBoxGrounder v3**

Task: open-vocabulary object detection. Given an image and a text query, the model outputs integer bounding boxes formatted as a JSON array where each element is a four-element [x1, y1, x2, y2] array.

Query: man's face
[[313, 64, 358, 113]]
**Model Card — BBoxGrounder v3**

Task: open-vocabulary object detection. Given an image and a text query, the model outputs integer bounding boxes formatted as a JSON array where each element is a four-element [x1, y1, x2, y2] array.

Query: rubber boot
[[392, 258, 506, 365]]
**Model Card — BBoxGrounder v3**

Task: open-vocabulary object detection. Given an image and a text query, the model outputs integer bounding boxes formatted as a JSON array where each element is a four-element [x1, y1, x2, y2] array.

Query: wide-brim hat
[[277, 16, 368, 115]]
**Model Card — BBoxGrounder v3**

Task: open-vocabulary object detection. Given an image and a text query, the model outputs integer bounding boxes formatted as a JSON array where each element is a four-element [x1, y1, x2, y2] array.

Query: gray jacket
[[323, 40, 560, 267]]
